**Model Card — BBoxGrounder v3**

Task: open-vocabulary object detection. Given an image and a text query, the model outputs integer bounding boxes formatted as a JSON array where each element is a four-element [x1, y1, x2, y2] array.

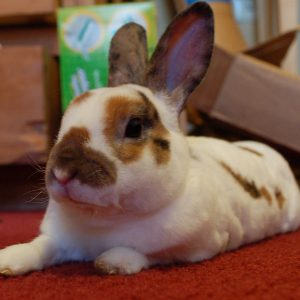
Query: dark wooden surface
[[0, 164, 47, 211], [0, 26, 58, 56]]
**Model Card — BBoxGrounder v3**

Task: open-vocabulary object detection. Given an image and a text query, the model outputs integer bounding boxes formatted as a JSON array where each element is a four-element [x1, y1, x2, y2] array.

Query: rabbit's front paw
[[0, 243, 43, 276], [94, 247, 149, 275]]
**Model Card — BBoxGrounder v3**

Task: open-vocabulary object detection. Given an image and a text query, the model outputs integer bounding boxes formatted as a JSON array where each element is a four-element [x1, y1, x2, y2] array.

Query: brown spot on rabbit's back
[[219, 161, 274, 206], [238, 146, 263, 157], [260, 186, 272, 205], [219, 161, 261, 198], [104, 93, 170, 164], [275, 189, 286, 209]]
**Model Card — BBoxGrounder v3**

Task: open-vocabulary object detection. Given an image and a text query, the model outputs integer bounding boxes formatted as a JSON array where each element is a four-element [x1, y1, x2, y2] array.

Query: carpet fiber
[[1, 212, 300, 300]]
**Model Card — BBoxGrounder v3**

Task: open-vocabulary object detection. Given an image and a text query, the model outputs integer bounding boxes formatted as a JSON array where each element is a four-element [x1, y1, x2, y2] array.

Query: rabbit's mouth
[[47, 169, 121, 213]]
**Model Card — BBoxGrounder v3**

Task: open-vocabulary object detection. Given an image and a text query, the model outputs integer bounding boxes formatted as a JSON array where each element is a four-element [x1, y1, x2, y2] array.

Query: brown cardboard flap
[[0, 46, 48, 164], [210, 54, 300, 153], [245, 27, 300, 66], [211, 2, 247, 53], [173, 0, 187, 12]]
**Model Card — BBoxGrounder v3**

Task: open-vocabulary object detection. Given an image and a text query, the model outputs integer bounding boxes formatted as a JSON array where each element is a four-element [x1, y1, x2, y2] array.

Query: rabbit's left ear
[[146, 2, 214, 113], [108, 22, 148, 87]]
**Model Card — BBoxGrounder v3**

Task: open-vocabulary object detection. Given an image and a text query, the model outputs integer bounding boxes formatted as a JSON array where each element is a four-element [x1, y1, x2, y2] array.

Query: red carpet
[[1, 212, 300, 300]]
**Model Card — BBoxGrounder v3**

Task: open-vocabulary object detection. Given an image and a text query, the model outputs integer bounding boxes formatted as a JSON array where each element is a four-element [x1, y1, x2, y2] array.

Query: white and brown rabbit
[[1, 2, 300, 276]]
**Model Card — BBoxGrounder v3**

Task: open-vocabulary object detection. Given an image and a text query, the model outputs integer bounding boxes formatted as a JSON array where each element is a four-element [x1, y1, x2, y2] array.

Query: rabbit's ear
[[108, 22, 148, 87], [146, 2, 214, 113]]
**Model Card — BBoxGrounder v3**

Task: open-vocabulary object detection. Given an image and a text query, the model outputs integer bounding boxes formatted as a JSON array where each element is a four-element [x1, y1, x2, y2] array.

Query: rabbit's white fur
[[1, 2, 300, 276], [1, 84, 300, 276]]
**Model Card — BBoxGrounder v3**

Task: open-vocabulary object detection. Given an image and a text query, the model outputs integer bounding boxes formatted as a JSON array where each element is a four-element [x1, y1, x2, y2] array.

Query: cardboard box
[[0, 46, 60, 164], [0, 0, 58, 24], [189, 41, 300, 153], [174, 2, 300, 155], [57, 2, 157, 110]]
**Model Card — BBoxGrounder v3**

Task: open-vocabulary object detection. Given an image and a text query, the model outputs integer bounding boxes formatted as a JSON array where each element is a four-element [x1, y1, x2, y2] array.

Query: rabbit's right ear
[[108, 22, 148, 87], [146, 2, 214, 113]]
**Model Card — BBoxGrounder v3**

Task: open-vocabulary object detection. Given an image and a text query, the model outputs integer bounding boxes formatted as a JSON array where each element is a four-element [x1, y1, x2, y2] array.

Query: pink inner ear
[[167, 12, 201, 49], [147, 2, 214, 110], [166, 14, 212, 92]]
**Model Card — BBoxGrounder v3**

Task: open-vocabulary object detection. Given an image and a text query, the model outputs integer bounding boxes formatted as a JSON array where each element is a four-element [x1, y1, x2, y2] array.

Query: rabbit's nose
[[53, 168, 76, 185]]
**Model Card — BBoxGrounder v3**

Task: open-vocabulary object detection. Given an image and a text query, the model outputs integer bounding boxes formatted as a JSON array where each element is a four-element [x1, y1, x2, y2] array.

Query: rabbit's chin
[[47, 179, 121, 213]]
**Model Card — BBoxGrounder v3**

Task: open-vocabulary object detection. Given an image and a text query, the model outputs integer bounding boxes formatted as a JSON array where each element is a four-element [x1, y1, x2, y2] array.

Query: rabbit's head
[[46, 3, 214, 217]]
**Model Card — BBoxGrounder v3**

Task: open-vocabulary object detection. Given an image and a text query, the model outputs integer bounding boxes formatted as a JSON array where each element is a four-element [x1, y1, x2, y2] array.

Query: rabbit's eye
[[124, 117, 143, 139]]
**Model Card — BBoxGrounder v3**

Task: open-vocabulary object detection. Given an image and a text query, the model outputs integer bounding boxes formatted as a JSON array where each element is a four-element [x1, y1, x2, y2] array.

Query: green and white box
[[57, 2, 157, 110]]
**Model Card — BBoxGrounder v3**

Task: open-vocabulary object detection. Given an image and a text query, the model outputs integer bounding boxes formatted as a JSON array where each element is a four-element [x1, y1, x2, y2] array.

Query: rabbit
[[1, 2, 300, 277]]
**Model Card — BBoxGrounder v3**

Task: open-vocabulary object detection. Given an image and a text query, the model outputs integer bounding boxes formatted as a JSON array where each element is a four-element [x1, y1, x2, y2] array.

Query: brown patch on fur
[[71, 91, 92, 105], [103, 96, 147, 163], [220, 162, 261, 198], [238, 146, 263, 157], [151, 138, 170, 164], [260, 186, 272, 205], [220, 161, 273, 206], [104, 94, 170, 165], [47, 127, 117, 187], [275, 189, 286, 209], [116, 141, 147, 163]]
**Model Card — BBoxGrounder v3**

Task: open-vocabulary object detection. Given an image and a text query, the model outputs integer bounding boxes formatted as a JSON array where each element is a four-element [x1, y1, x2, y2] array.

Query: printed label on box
[[58, 2, 157, 110]]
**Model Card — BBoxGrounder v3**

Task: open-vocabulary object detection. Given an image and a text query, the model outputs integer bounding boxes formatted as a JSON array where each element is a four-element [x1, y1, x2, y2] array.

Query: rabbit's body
[[39, 134, 300, 267], [1, 2, 300, 276], [187, 138, 300, 245]]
